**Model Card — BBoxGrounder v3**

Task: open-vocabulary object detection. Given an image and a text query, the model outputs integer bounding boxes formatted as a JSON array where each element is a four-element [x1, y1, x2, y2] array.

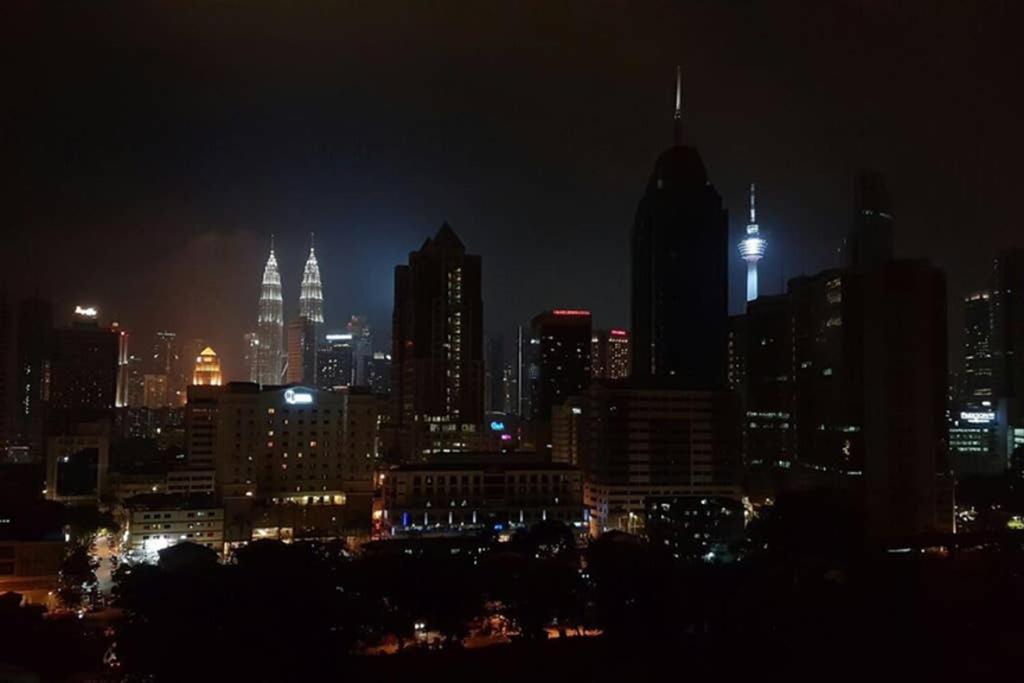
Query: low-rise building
[[124, 494, 224, 561], [381, 454, 585, 538]]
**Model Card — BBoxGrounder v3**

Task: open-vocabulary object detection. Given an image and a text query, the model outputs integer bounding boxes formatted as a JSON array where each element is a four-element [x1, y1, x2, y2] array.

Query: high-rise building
[[591, 329, 630, 380], [958, 291, 996, 403], [0, 289, 11, 445], [528, 310, 592, 421], [255, 240, 284, 386], [114, 324, 129, 408], [789, 269, 865, 473], [846, 170, 894, 272], [485, 335, 505, 413], [16, 297, 52, 457], [741, 294, 795, 467], [318, 333, 355, 389], [286, 317, 318, 385], [191, 347, 223, 387], [582, 381, 741, 535], [124, 354, 145, 408], [631, 68, 728, 387], [992, 248, 1024, 424], [298, 234, 325, 325], [243, 332, 260, 383], [863, 260, 952, 539], [391, 223, 484, 437], [346, 316, 373, 385], [49, 307, 120, 415], [367, 352, 392, 396], [143, 374, 169, 409], [738, 183, 767, 302]]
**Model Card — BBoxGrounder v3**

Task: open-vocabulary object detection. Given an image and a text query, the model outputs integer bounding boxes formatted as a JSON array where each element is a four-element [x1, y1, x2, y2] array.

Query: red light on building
[[552, 309, 591, 317], [609, 329, 628, 337]]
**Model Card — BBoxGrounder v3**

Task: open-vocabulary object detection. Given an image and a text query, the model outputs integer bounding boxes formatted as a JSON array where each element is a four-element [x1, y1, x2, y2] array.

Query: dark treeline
[[5, 493, 1024, 680]]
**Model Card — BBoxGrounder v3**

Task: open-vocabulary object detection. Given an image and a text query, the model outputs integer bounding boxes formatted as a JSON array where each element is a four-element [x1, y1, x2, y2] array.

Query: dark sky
[[7, 1, 1023, 379]]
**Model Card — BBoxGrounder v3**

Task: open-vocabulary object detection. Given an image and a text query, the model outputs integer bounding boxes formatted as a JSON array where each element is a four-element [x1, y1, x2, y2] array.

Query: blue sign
[[489, 420, 506, 432]]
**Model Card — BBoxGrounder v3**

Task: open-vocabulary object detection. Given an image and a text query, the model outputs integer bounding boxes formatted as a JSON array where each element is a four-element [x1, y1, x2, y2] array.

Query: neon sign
[[284, 389, 314, 405], [489, 421, 505, 431], [552, 309, 591, 317], [960, 411, 995, 424]]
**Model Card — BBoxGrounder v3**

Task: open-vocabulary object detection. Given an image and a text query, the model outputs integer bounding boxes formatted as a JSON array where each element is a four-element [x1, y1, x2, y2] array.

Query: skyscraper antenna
[[310, 231, 315, 253], [270, 233, 275, 255], [749, 183, 757, 224], [673, 65, 683, 145]]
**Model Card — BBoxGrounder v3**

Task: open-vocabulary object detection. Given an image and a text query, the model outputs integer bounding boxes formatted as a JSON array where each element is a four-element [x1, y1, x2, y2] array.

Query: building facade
[[255, 241, 284, 386], [528, 310, 592, 421], [591, 329, 631, 380]]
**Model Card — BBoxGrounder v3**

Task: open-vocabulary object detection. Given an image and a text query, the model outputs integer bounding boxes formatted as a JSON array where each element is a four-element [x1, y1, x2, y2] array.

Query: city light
[[284, 388, 314, 405], [74, 305, 98, 318]]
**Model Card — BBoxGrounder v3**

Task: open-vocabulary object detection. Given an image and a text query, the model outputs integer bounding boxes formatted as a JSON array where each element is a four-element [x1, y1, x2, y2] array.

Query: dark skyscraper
[[863, 260, 952, 539], [16, 297, 53, 456], [49, 309, 120, 415], [846, 170, 895, 272], [528, 310, 592, 421], [631, 69, 728, 387], [484, 334, 505, 413], [286, 316, 318, 386], [391, 223, 484, 431]]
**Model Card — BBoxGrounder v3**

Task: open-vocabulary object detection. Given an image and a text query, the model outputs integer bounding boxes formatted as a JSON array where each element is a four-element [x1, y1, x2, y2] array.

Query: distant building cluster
[[1, 68, 1023, 604]]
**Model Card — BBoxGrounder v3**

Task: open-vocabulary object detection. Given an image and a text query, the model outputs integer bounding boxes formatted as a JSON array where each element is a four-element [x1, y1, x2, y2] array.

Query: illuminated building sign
[[960, 411, 996, 424], [489, 420, 506, 432], [609, 329, 628, 337], [552, 309, 591, 317], [325, 334, 353, 341], [284, 388, 314, 405], [74, 305, 98, 318]]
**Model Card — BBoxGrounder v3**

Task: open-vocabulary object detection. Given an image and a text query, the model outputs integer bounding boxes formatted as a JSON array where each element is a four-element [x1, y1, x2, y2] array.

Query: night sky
[[8, 1, 1022, 379]]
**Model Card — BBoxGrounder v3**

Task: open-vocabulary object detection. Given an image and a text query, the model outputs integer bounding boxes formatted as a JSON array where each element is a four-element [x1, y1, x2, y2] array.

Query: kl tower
[[738, 183, 767, 302]]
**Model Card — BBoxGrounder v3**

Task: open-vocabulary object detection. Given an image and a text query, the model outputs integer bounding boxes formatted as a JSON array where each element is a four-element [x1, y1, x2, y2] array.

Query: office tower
[[551, 396, 584, 466], [346, 316, 373, 385], [591, 329, 631, 380], [114, 324, 129, 408], [49, 307, 120, 414], [367, 352, 392, 395], [286, 317, 318, 385], [485, 334, 505, 412], [863, 260, 952, 538], [255, 239, 284, 386], [143, 374, 169, 409], [299, 234, 325, 325], [152, 331, 179, 376], [124, 354, 145, 408], [243, 332, 260, 383], [742, 294, 795, 467], [789, 270, 865, 472], [515, 325, 530, 418], [16, 297, 52, 457], [582, 382, 741, 534], [992, 248, 1024, 419], [45, 422, 110, 505], [846, 170, 894, 272], [631, 67, 728, 386], [738, 183, 767, 302], [191, 347, 223, 387], [501, 363, 518, 415], [391, 223, 485, 430], [957, 291, 996, 403], [319, 333, 355, 389], [528, 310, 592, 421]]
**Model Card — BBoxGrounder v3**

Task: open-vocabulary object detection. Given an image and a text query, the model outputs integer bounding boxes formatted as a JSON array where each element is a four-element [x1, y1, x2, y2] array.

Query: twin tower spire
[[254, 234, 323, 385]]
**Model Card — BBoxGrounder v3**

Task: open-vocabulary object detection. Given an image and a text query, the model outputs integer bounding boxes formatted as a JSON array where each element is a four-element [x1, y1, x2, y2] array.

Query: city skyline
[[8, 3, 1022, 379]]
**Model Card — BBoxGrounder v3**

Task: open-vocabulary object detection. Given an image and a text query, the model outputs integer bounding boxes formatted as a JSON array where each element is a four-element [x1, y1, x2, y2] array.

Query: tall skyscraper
[[286, 317, 318, 385], [485, 334, 505, 413], [738, 183, 767, 302], [49, 307, 120, 421], [16, 297, 52, 457], [0, 289, 11, 445], [528, 310, 592, 421], [591, 329, 631, 380], [256, 239, 284, 386], [318, 333, 355, 389], [346, 315, 372, 385], [243, 331, 260, 383], [863, 260, 952, 539], [957, 291, 996, 404], [299, 234, 325, 325], [846, 170, 894, 272], [631, 67, 728, 387], [391, 223, 484, 435]]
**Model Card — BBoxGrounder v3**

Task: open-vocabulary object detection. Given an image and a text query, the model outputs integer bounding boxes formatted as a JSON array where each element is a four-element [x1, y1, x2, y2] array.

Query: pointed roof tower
[[673, 65, 683, 145], [299, 232, 325, 324]]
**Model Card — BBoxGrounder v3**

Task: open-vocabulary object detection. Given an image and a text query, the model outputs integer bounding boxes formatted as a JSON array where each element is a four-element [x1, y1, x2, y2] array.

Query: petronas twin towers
[[252, 235, 323, 385]]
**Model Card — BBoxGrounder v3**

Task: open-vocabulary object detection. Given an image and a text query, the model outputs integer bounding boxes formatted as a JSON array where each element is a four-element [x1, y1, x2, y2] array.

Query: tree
[[57, 545, 99, 610]]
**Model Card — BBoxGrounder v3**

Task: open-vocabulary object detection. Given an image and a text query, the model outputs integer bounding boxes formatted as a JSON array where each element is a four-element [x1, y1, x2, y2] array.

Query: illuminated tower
[[299, 233, 325, 325], [738, 183, 767, 302], [192, 347, 223, 386], [256, 238, 284, 385]]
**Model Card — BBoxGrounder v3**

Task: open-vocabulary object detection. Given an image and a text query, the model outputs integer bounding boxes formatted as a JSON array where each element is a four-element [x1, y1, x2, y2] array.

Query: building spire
[[749, 182, 757, 226], [673, 65, 683, 145], [309, 231, 315, 254]]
